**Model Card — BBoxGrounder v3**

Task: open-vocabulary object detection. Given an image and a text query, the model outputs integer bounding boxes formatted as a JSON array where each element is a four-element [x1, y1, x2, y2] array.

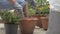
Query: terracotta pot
[[32, 14, 43, 28], [40, 17, 48, 30], [19, 18, 38, 34]]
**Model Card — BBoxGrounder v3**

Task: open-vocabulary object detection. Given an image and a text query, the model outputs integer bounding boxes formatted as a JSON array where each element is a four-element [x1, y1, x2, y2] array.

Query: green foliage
[[37, 4, 49, 15], [28, 4, 35, 16], [27, 0, 49, 16], [41, 5, 49, 14], [36, 0, 41, 3], [0, 10, 21, 24], [35, 0, 47, 5], [29, 8, 35, 16], [36, 0, 50, 15]]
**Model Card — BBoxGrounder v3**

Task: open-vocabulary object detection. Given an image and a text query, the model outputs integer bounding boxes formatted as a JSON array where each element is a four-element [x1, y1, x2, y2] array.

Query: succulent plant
[[0, 10, 21, 24]]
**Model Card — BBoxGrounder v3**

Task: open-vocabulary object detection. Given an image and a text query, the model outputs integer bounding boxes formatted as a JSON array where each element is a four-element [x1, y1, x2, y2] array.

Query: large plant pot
[[5, 23, 18, 34], [32, 14, 42, 28], [40, 17, 48, 30], [19, 18, 38, 34]]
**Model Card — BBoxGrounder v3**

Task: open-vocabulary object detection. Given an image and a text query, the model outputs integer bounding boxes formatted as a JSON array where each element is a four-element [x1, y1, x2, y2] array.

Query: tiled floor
[[0, 26, 47, 34], [33, 26, 47, 34]]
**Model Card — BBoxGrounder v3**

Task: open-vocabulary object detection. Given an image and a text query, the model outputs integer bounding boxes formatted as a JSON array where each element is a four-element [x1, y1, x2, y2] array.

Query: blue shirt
[[0, 0, 25, 3], [0, 0, 25, 9]]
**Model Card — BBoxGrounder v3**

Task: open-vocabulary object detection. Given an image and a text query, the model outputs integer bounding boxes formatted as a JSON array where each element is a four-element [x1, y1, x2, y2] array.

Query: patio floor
[[0, 26, 47, 34]]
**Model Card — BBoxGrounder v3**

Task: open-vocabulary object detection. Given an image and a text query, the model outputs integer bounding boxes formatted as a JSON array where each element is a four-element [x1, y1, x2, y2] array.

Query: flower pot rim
[[21, 18, 38, 20], [40, 17, 48, 19], [4, 23, 18, 24]]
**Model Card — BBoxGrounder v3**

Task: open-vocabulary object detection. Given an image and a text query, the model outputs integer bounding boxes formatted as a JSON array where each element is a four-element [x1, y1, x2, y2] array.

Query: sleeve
[[13, 1, 23, 9]]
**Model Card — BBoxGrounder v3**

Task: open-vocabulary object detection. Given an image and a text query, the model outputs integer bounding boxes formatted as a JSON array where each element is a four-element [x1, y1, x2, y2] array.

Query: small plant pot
[[4, 23, 18, 34], [40, 17, 48, 30], [19, 18, 38, 34], [32, 14, 42, 28]]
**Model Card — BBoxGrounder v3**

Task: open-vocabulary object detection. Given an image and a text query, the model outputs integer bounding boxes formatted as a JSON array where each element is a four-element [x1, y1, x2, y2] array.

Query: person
[[0, 0, 29, 17], [46, 0, 60, 34]]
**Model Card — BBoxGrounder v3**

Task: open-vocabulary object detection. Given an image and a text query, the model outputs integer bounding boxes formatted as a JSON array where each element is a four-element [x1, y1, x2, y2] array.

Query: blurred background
[[0, 0, 49, 34]]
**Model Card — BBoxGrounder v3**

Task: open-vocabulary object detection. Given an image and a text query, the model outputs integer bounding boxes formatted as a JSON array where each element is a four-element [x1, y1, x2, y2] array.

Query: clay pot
[[19, 18, 38, 34], [40, 17, 48, 30], [32, 14, 43, 28]]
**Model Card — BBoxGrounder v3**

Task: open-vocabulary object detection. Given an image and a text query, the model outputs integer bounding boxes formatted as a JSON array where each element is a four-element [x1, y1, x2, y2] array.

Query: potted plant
[[0, 10, 21, 34], [27, 3, 42, 28], [19, 17, 38, 34], [32, 14, 42, 28], [38, 4, 49, 30], [28, 4, 35, 17]]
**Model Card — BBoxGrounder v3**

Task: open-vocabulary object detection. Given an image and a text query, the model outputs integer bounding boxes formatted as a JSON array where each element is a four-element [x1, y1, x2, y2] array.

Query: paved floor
[[0, 26, 47, 34], [34, 28, 47, 34]]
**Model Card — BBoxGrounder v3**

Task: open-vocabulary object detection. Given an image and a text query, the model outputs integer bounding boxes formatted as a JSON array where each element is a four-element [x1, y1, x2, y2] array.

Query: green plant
[[35, 0, 47, 6], [28, 4, 35, 16], [0, 10, 21, 24], [41, 5, 49, 14], [37, 4, 49, 15], [35, 0, 49, 15]]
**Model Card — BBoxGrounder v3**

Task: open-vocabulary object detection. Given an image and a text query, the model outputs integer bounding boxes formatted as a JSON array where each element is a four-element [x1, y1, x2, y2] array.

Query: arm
[[8, 0, 24, 18], [8, 0, 16, 5], [8, 0, 22, 9]]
